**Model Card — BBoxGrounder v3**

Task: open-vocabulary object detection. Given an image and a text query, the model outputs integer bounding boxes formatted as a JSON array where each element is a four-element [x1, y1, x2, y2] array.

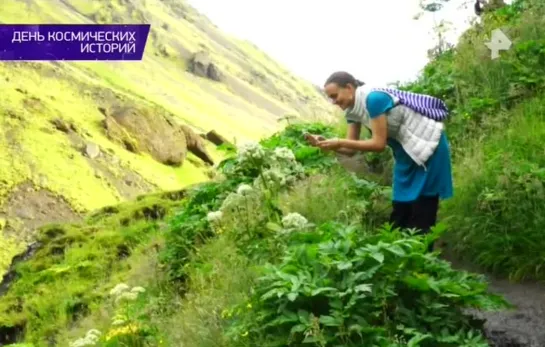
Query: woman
[[306, 71, 453, 246]]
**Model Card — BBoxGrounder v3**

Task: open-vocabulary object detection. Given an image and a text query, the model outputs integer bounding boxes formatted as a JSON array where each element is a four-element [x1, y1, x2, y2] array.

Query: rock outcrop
[[100, 105, 214, 167], [205, 129, 230, 147], [103, 106, 188, 166], [180, 124, 214, 165], [189, 50, 222, 82]]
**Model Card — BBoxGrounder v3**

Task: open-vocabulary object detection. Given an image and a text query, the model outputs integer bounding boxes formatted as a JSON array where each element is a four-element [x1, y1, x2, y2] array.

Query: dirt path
[[440, 247, 545, 347]]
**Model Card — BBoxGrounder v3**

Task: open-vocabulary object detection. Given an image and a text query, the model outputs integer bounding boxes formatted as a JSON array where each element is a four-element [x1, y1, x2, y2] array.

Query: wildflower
[[112, 319, 126, 326], [237, 141, 265, 163], [220, 192, 242, 211], [273, 147, 296, 161], [109, 283, 130, 297], [261, 168, 284, 186], [115, 291, 139, 305], [70, 329, 102, 347], [282, 212, 308, 229], [236, 183, 253, 196], [221, 309, 233, 318], [111, 313, 127, 326], [105, 323, 139, 341], [207, 210, 223, 223], [87, 329, 101, 337], [130, 286, 146, 294]]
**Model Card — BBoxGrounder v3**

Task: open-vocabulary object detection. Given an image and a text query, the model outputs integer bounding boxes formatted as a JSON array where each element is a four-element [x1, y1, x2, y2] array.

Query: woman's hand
[[317, 138, 342, 151], [304, 133, 326, 147]]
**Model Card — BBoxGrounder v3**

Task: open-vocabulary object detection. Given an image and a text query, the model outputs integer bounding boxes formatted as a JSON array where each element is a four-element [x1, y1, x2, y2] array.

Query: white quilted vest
[[345, 87, 444, 168]]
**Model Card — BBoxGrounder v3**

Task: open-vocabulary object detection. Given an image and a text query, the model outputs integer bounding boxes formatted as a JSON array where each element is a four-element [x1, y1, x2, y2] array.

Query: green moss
[[0, 229, 25, 278], [64, 0, 101, 16], [0, 193, 183, 343], [0, 64, 213, 211]]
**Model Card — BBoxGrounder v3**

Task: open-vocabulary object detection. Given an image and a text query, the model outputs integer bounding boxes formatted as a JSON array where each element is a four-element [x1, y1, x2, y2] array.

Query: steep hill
[[0, 0, 333, 275]]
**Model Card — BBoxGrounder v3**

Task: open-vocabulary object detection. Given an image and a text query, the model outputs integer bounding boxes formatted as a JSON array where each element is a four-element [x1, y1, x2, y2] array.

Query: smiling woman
[[307, 71, 453, 249]]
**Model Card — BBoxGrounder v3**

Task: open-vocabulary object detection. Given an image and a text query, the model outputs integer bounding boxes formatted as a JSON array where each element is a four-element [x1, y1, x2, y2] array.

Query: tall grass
[[399, 0, 545, 281], [441, 94, 545, 280]]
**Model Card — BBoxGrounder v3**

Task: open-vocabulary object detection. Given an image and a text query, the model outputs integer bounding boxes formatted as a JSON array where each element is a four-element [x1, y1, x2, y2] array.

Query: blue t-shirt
[[351, 91, 453, 203]]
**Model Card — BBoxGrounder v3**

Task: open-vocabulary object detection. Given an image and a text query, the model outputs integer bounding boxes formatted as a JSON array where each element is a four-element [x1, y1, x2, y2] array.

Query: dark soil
[[440, 246, 545, 347]]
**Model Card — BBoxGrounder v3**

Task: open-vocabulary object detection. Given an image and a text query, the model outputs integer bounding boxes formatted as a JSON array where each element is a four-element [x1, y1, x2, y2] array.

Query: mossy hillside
[[0, 64, 213, 212], [3, 0, 331, 138], [0, 0, 332, 164], [0, 61, 220, 277], [0, 228, 24, 285], [0, 0, 334, 278], [0, 191, 186, 344]]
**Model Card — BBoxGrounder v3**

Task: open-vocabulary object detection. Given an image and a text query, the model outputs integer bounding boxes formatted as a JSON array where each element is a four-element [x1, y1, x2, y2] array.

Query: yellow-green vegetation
[[0, 190, 185, 345], [0, 123, 508, 346], [0, 0, 332, 275], [401, 0, 545, 281], [0, 229, 25, 279]]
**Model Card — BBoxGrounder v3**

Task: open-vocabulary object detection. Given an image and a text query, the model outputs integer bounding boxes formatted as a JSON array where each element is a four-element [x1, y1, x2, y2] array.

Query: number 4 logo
[[485, 29, 512, 60]]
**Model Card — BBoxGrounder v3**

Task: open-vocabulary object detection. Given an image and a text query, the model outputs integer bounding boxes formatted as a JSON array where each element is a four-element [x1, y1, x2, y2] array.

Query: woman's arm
[[338, 115, 387, 152], [335, 122, 361, 156], [304, 123, 361, 155], [318, 91, 393, 153]]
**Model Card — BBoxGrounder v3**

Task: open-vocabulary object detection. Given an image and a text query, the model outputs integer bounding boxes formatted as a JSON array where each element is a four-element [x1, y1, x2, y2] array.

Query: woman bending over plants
[[306, 71, 453, 247]]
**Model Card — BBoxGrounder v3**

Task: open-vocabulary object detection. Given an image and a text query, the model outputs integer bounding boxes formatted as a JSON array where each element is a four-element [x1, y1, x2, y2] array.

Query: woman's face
[[324, 83, 355, 110]]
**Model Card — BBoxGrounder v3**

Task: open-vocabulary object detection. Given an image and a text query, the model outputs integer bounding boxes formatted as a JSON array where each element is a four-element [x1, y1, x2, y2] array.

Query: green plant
[[259, 123, 339, 173], [225, 223, 508, 346], [441, 93, 545, 281], [162, 137, 312, 281], [66, 284, 164, 347], [160, 180, 235, 282]]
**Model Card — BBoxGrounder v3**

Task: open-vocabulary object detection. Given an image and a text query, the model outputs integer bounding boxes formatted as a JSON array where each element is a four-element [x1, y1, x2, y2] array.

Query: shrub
[[224, 223, 508, 347]]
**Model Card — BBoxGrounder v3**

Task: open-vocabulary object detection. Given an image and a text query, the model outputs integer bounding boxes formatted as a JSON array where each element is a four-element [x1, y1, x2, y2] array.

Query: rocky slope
[[0, 0, 333, 275]]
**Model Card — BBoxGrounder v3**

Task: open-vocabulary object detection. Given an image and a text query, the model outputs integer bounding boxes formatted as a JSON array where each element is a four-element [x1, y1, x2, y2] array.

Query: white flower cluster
[[69, 329, 101, 347], [236, 145, 305, 191], [237, 141, 266, 164], [222, 184, 255, 210], [273, 147, 296, 162], [206, 210, 223, 223], [109, 283, 146, 305], [237, 183, 253, 196], [281, 212, 309, 230], [221, 191, 243, 211], [256, 161, 304, 190], [206, 183, 255, 224]]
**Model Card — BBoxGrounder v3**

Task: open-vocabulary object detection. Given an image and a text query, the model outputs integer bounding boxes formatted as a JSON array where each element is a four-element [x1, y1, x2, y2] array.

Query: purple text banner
[[0, 24, 150, 61]]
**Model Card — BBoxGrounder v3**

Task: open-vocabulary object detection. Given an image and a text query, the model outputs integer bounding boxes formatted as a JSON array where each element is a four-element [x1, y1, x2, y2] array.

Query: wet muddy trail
[[440, 247, 545, 347]]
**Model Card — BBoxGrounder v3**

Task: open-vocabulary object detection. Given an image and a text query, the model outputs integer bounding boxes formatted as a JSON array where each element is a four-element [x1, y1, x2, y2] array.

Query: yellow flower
[[105, 323, 140, 341]]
